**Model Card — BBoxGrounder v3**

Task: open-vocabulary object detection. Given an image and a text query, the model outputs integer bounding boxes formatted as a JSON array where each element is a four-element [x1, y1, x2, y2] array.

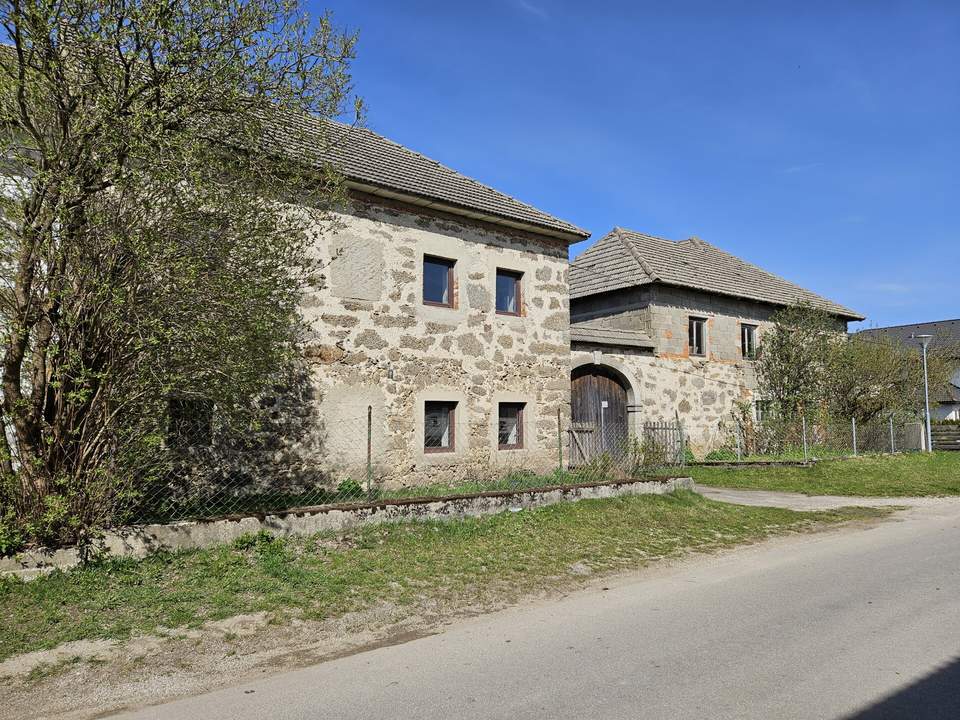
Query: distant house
[[569, 228, 864, 454], [857, 320, 960, 421]]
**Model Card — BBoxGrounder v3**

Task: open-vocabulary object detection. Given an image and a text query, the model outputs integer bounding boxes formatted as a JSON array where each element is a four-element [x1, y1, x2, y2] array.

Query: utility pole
[[912, 334, 934, 453]]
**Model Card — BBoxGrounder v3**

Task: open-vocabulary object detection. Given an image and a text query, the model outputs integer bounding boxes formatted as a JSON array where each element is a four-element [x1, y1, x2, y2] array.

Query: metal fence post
[[851, 417, 858, 456], [678, 420, 686, 467], [366, 405, 373, 499], [801, 414, 808, 462], [889, 416, 895, 454], [557, 407, 563, 473]]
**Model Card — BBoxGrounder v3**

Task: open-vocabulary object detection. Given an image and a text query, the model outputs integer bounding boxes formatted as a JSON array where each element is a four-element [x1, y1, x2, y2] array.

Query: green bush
[[0, 511, 25, 557], [336, 478, 366, 499]]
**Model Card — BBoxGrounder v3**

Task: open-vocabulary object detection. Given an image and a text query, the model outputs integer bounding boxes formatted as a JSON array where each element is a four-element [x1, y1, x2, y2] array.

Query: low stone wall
[[1, 476, 694, 580]]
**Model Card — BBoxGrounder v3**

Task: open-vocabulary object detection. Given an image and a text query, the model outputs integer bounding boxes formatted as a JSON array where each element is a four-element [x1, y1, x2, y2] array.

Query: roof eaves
[[345, 179, 590, 242]]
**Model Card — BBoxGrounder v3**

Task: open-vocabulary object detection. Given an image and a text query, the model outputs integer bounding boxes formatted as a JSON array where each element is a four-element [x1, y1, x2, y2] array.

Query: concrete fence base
[[1, 476, 694, 581]]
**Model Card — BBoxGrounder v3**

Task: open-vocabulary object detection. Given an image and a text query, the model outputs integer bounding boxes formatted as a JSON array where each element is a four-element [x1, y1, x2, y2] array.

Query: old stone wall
[[299, 194, 572, 488], [569, 284, 788, 454], [571, 344, 752, 455]]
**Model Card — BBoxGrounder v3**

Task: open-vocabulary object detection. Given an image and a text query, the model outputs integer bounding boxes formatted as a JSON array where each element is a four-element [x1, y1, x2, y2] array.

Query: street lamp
[[912, 334, 934, 452]]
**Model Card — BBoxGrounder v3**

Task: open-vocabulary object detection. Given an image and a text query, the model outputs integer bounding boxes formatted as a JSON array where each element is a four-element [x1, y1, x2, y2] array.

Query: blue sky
[[318, 1, 959, 329]]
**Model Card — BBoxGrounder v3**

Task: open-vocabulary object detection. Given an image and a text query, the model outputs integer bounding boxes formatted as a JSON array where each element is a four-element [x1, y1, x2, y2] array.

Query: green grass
[[690, 452, 960, 496], [0, 491, 887, 662]]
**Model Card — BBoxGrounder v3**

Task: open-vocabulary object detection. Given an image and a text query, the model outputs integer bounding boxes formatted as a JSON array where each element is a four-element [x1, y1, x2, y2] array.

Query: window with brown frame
[[497, 402, 525, 449], [424, 401, 457, 452], [423, 255, 455, 307], [688, 317, 707, 356], [495, 269, 522, 316]]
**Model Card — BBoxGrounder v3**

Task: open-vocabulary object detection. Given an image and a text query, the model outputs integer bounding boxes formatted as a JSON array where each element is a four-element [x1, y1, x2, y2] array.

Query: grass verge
[[0, 491, 888, 662], [690, 452, 960, 496]]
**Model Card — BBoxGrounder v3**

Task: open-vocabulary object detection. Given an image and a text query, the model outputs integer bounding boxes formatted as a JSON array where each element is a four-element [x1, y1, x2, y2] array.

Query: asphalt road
[[111, 500, 960, 720]]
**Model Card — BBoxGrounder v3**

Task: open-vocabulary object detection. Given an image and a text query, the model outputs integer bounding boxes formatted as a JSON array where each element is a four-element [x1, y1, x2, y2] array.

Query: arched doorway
[[570, 364, 632, 466]]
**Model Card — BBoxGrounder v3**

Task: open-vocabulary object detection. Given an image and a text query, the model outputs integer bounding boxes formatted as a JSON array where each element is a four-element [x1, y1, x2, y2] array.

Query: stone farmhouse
[[298, 121, 589, 485], [266, 120, 863, 482], [568, 228, 864, 455]]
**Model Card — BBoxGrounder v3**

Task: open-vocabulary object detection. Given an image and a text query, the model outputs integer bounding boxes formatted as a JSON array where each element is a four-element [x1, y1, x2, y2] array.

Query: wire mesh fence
[[107, 404, 929, 528], [117, 410, 688, 526], [706, 411, 925, 463]]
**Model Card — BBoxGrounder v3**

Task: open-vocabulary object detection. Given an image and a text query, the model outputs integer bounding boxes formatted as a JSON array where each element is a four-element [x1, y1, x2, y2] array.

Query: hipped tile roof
[[570, 227, 863, 320]]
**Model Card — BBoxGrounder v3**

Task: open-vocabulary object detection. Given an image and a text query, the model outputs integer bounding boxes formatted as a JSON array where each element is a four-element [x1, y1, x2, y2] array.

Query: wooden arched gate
[[570, 364, 631, 467]]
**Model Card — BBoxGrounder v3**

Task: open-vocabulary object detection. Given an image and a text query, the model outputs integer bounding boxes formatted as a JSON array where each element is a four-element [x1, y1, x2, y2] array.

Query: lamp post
[[912, 334, 934, 452]]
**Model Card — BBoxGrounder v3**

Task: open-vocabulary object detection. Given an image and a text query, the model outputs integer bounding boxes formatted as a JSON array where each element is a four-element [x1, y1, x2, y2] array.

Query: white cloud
[[514, 0, 549, 19], [781, 162, 822, 174]]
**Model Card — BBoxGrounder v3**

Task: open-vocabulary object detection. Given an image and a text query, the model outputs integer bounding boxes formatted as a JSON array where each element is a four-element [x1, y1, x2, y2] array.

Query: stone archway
[[570, 363, 634, 467]]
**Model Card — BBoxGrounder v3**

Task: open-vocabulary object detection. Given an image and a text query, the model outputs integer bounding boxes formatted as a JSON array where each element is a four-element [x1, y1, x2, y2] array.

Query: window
[[168, 397, 213, 448], [495, 269, 522, 316], [741, 324, 758, 360], [424, 401, 457, 452], [423, 256, 455, 307], [688, 317, 706, 356], [498, 402, 525, 449]]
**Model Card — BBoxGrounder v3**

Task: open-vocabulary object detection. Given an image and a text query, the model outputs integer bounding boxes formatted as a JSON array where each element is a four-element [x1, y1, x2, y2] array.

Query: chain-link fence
[[705, 411, 925, 463], [100, 403, 930, 528], [119, 410, 687, 526]]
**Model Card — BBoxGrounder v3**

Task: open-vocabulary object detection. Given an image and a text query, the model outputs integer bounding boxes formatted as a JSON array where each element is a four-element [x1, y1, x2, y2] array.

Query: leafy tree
[[756, 303, 957, 422], [826, 334, 956, 421], [0, 0, 360, 550], [754, 303, 838, 415]]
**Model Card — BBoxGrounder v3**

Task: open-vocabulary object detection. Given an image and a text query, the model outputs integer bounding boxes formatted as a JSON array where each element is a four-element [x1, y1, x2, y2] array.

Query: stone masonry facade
[[300, 193, 572, 488], [571, 284, 783, 454]]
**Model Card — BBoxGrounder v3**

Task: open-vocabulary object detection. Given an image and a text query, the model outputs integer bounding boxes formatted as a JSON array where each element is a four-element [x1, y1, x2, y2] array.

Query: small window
[[168, 397, 213, 448], [424, 401, 456, 452], [688, 317, 706, 357], [423, 256, 455, 307], [741, 324, 757, 360], [495, 269, 522, 316], [498, 402, 525, 449]]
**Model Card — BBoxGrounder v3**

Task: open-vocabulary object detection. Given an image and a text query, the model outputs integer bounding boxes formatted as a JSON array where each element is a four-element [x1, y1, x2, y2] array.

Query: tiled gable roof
[[570, 227, 864, 320], [259, 112, 589, 240]]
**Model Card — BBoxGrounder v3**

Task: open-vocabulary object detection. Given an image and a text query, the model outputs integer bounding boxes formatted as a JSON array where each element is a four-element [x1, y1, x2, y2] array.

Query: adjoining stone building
[[568, 227, 864, 455], [294, 121, 589, 486]]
